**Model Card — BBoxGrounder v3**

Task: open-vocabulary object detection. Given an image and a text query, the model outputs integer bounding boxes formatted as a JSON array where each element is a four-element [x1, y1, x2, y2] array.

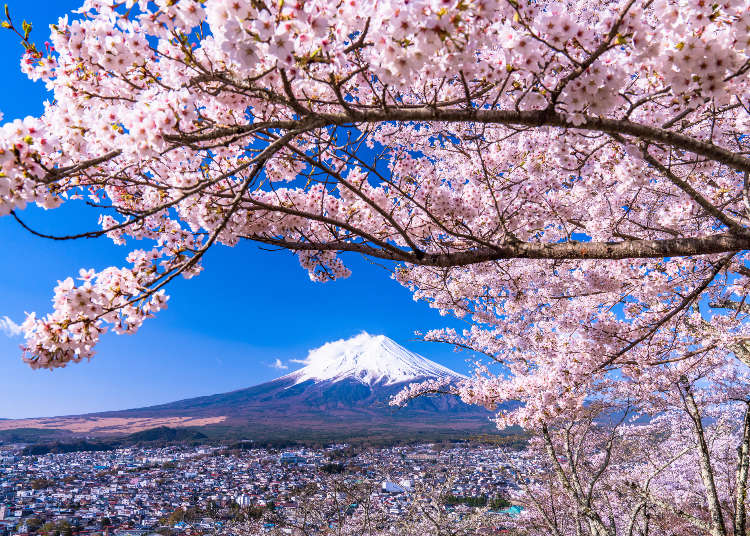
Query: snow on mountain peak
[[284, 332, 464, 386]]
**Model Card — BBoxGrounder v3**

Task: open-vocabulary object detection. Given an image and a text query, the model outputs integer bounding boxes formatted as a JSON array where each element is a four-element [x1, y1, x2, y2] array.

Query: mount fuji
[[2, 333, 499, 442], [283, 332, 464, 386]]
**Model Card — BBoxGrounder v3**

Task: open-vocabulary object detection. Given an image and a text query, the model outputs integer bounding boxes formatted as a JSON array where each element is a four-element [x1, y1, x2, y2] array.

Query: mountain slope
[[1, 333, 498, 440], [118, 333, 475, 417]]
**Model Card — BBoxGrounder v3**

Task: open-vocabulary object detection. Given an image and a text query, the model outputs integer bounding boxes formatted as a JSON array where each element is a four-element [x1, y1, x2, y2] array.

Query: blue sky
[[0, 1, 473, 419]]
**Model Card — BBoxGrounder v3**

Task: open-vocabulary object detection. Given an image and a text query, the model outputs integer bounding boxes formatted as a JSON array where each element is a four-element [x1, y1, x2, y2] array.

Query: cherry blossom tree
[[392, 299, 750, 534], [490, 386, 750, 536], [6, 0, 750, 532], [1, 0, 748, 372]]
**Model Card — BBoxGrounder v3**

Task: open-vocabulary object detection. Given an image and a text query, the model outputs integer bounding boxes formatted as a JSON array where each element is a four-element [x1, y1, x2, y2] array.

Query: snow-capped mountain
[[283, 332, 465, 386], [28, 334, 496, 441]]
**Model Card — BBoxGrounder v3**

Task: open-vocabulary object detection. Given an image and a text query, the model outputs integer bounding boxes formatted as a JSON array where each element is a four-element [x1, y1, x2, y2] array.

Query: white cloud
[[289, 358, 308, 365], [0, 316, 23, 338], [270, 358, 289, 370]]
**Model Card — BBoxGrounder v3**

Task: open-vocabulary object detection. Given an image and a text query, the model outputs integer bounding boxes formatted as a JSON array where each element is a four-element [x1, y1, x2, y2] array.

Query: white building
[[236, 494, 252, 507], [381, 481, 406, 494]]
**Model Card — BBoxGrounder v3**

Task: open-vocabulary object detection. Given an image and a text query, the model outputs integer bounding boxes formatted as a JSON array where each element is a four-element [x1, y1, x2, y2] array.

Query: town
[[0, 442, 528, 536]]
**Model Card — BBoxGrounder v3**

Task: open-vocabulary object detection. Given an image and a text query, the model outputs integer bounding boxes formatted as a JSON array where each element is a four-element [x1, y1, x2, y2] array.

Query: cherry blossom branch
[[602, 254, 734, 367], [246, 233, 750, 265], [307, 109, 750, 173], [105, 104, 750, 177]]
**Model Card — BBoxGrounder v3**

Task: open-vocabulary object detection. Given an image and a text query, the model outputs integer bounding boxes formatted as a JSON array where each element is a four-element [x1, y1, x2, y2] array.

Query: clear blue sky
[[0, 1, 473, 419]]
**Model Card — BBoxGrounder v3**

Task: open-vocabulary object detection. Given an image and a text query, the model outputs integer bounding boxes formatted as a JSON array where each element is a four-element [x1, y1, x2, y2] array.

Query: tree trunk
[[680, 380, 728, 536], [734, 402, 750, 536]]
